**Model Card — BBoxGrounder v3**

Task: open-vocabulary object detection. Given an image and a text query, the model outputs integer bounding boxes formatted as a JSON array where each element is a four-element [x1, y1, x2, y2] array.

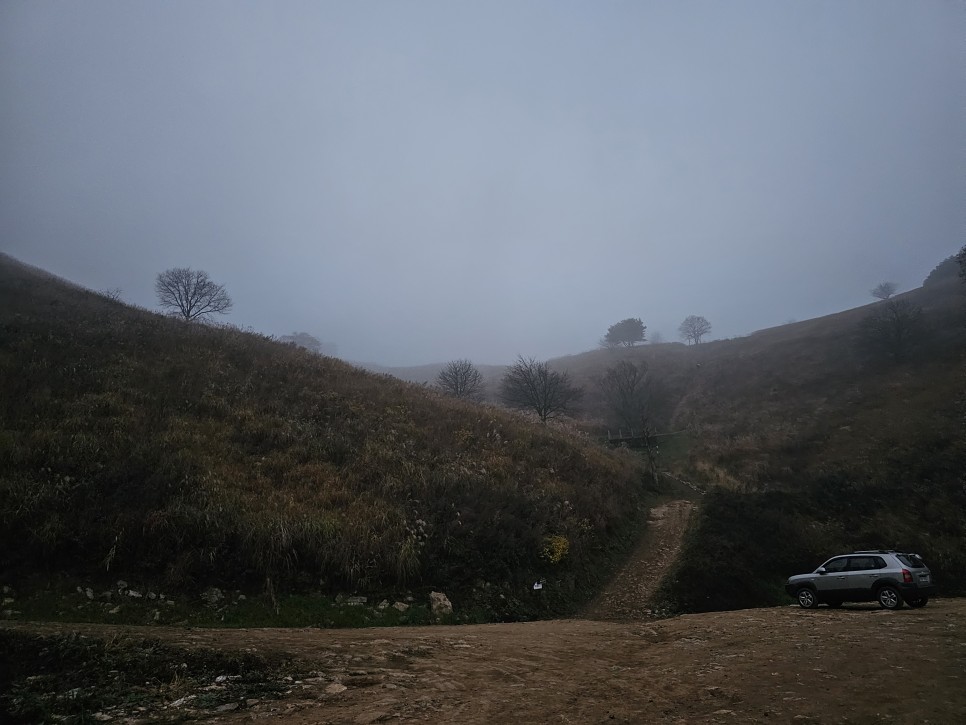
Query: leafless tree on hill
[[871, 281, 898, 300], [859, 298, 923, 363], [437, 359, 486, 401], [598, 360, 651, 430], [500, 356, 583, 422], [678, 315, 711, 345], [155, 267, 233, 321]]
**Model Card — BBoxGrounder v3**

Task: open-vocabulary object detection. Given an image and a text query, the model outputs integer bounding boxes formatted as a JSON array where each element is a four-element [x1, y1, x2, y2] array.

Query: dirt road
[[6, 599, 965, 723], [584, 500, 695, 621], [4, 499, 964, 723]]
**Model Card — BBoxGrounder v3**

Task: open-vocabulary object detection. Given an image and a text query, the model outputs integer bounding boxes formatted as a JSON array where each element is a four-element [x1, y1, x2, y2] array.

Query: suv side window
[[823, 558, 849, 573], [871, 556, 887, 569], [847, 557, 876, 571]]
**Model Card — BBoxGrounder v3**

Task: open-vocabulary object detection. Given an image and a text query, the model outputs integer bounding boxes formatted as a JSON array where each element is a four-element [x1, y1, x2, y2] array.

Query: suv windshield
[[897, 554, 926, 569]]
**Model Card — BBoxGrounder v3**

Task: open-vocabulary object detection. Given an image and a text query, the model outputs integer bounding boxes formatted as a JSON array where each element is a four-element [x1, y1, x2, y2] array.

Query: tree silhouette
[[871, 281, 898, 300], [280, 332, 322, 353], [437, 359, 486, 401], [500, 356, 582, 422], [859, 299, 923, 363], [598, 360, 650, 430], [601, 318, 646, 348], [678, 315, 711, 345], [155, 268, 232, 321]]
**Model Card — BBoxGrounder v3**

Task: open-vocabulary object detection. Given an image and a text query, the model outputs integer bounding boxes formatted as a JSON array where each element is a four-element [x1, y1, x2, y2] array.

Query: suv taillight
[[902, 569, 913, 584]]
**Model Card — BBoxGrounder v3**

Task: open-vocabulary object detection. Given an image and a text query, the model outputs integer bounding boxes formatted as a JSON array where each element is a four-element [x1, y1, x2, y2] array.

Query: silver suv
[[786, 550, 935, 610]]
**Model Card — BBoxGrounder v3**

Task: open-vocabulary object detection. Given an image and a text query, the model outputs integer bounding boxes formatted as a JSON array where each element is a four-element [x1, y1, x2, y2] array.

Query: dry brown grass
[[0, 254, 653, 617]]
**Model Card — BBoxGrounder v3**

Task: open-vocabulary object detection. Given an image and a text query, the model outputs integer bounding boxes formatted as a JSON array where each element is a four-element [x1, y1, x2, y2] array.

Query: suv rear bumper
[[900, 584, 935, 600]]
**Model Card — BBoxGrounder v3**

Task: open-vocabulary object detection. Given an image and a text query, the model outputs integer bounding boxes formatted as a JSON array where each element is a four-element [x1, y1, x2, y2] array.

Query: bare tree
[[859, 298, 923, 363], [871, 281, 898, 300], [500, 356, 583, 422], [598, 360, 650, 430], [601, 318, 646, 348], [436, 359, 485, 401], [155, 267, 233, 321], [678, 315, 711, 345]]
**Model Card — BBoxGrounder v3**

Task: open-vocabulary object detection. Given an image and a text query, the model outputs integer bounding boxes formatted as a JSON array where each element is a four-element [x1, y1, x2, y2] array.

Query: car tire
[[877, 585, 904, 610], [907, 596, 929, 608], [826, 600, 843, 608], [797, 588, 818, 609]]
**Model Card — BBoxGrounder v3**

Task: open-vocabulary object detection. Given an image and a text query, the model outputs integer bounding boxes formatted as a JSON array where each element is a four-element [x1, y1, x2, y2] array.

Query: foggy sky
[[2, 1, 963, 365]]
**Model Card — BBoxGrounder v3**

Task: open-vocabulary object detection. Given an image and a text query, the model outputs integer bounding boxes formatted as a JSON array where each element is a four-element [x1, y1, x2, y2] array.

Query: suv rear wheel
[[877, 585, 904, 610], [797, 588, 818, 609]]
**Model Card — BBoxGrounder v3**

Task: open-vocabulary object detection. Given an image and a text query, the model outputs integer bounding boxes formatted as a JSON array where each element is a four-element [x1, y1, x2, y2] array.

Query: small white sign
[[533, 581, 543, 591]]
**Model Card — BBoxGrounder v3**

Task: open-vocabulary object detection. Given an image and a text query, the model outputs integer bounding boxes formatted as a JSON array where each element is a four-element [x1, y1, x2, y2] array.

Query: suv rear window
[[897, 554, 926, 569]]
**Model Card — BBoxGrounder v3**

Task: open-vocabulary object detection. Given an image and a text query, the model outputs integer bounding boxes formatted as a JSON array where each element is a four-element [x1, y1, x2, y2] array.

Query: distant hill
[[0, 253, 656, 621]]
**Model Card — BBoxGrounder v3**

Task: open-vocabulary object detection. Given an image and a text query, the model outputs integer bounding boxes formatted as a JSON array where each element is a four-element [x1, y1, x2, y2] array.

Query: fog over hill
[[1, 1, 963, 365]]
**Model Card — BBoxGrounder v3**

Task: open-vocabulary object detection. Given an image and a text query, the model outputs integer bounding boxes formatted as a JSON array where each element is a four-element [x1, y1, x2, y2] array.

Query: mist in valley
[[1, 1, 962, 366]]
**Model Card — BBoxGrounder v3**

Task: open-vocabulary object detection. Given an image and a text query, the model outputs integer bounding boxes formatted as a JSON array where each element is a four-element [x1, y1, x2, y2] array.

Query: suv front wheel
[[877, 585, 904, 610], [797, 588, 818, 609]]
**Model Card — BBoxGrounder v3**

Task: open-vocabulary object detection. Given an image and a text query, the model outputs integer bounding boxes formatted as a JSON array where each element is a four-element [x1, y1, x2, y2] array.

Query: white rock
[[128, 590, 142, 598], [324, 683, 348, 695], [392, 602, 409, 612], [377, 600, 389, 610], [148, 592, 157, 600], [108, 605, 121, 614], [85, 588, 94, 600], [429, 591, 453, 616]]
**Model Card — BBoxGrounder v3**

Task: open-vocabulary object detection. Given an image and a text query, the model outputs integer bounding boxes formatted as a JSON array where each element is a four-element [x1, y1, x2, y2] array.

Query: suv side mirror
[[816, 567, 827, 574]]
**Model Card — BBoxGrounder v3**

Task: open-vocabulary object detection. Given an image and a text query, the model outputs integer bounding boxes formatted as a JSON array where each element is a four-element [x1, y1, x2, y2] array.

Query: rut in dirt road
[[583, 499, 695, 621]]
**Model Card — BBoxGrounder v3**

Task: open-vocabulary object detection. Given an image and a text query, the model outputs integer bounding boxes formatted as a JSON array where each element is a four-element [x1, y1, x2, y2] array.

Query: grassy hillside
[[0, 254, 659, 622], [636, 274, 966, 611], [4, 250, 963, 621], [342, 261, 966, 613]]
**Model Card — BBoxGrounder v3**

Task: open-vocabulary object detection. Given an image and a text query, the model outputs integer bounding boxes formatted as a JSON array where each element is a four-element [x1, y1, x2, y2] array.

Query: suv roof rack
[[851, 549, 898, 554]]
